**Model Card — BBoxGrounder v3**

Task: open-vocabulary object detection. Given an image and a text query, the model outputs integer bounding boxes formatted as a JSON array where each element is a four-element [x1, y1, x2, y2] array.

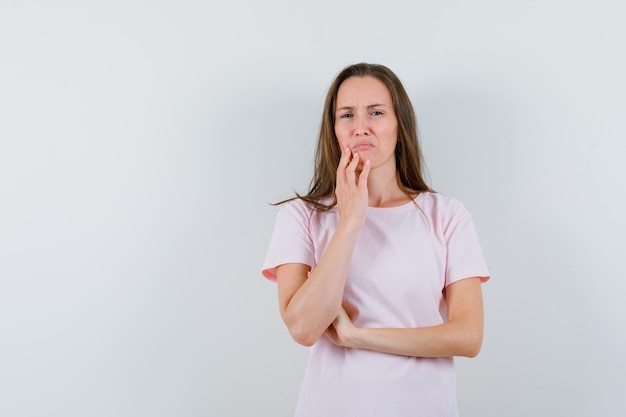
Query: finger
[[337, 307, 352, 326], [325, 326, 339, 345], [346, 152, 360, 183], [337, 147, 351, 170], [336, 147, 351, 185], [357, 159, 371, 189], [347, 151, 360, 170]]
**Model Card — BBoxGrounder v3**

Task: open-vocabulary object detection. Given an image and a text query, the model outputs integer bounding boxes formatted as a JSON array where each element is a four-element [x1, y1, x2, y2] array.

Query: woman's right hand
[[335, 147, 371, 229]]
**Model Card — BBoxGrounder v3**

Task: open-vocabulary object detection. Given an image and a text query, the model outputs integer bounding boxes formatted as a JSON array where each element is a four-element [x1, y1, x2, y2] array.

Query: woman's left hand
[[325, 306, 358, 348]]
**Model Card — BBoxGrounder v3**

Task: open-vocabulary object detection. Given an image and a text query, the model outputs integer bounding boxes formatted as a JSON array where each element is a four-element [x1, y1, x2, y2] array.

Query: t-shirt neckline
[[367, 192, 428, 214]]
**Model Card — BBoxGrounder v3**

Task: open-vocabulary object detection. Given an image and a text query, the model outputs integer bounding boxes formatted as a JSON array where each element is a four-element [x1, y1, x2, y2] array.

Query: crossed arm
[[324, 277, 484, 358], [276, 147, 485, 358], [278, 264, 484, 358]]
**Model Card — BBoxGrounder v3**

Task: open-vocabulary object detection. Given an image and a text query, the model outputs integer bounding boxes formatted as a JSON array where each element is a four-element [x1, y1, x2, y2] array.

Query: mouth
[[352, 142, 373, 151]]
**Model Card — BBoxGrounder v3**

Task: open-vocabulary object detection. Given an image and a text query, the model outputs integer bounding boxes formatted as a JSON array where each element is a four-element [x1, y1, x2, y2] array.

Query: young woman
[[262, 63, 490, 417]]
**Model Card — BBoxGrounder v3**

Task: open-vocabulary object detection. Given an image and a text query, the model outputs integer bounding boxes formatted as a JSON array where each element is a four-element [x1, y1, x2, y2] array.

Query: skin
[[334, 76, 408, 207], [276, 75, 484, 357]]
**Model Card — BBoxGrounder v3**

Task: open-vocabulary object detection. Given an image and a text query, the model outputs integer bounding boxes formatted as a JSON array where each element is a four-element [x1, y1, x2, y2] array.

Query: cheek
[[382, 122, 397, 135], [334, 127, 349, 147]]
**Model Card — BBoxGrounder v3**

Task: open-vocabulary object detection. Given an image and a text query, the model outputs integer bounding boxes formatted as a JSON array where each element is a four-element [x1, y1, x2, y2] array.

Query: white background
[[1, 1, 625, 416]]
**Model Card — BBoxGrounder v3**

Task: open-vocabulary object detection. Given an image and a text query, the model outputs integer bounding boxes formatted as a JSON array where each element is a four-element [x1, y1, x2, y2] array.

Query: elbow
[[281, 305, 332, 347], [463, 343, 482, 358], [461, 331, 483, 358], [292, 333, 318, 347], [283, 312, 324, 346], [288, 326, 321, 347]]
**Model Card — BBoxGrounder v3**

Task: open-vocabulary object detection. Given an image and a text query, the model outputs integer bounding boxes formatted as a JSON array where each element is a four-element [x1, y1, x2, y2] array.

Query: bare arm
[[326, 277, 485, 357], [277, 149, 370, 346]]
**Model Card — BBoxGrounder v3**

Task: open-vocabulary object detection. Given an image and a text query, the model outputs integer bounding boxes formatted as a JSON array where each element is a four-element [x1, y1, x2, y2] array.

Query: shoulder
[[277, 198, 317, 217], [416, 192, 475, 235], [275, 198, 334, 228], [278, 197, 336, 217], [417, 192, 469, 217]]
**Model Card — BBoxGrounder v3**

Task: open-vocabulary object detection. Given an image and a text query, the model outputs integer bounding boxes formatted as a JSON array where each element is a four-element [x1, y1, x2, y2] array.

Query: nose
[[354, 115, 369, 136]]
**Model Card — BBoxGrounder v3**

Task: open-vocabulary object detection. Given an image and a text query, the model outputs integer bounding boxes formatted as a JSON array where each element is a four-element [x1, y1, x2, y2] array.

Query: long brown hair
[[281, 63, 432, 210]]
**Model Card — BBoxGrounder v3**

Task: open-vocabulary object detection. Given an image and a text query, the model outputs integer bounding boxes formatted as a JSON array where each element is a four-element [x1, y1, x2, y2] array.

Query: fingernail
[[365, 160, 370, 165]]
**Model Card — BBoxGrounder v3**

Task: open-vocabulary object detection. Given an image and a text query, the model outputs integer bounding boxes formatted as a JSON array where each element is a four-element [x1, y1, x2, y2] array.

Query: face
[[334, 76, 398, 172]]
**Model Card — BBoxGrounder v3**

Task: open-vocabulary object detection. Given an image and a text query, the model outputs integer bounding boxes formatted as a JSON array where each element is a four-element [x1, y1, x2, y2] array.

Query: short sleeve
[[443, 201, 490, 286], [261, 200, 316, 282]]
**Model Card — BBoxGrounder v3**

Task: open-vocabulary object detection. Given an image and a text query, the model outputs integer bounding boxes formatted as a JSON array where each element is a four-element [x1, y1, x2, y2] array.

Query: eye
[[339, 112, 353, 119], [371, 110, 383, 116]]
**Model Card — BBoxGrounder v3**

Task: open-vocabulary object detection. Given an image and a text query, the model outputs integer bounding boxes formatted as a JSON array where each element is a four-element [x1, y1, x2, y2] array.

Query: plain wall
[[1, 1, 625, 416]]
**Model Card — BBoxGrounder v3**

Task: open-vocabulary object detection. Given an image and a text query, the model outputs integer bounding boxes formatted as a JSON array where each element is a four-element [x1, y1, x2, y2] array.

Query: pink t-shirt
[[262, 192, 490, 417]]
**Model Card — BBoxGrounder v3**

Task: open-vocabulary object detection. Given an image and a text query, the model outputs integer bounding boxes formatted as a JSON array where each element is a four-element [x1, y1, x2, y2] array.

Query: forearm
[[349, 320, 483, 358], [280, 147, 370, 346], [281, 223, 361, 345]]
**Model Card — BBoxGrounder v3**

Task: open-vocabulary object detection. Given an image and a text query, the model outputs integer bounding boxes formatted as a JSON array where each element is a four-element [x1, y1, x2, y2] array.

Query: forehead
[[336, 76, 392, 106]]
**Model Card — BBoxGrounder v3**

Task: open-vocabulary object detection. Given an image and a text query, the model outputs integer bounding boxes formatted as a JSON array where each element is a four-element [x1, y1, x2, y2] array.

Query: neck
[[362, 165, 412, 208]]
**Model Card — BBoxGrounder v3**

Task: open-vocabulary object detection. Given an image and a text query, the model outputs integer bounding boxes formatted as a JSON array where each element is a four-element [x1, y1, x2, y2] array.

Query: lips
[[352, 142, 373, 151]]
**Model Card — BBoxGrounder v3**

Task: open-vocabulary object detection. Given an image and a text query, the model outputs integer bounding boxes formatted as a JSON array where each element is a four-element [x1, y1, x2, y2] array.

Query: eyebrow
[[335, 104, 389, 112]]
